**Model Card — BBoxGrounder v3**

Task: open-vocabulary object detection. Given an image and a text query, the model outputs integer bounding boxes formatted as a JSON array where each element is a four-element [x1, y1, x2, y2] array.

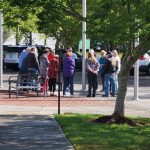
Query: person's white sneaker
[[45, 91, 50, 95], [70, 94, 74, 98], [40, 92, 44, 95]]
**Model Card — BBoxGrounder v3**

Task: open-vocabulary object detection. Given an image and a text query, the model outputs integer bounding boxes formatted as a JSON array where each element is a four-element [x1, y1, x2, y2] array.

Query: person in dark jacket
[[25, 46, 39, 73], [102, 52, 118, 97], [62, 49, 75, 97]]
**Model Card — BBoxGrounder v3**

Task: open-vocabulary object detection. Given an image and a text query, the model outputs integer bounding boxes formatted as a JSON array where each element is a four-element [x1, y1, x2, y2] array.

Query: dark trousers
[[49, 78, 57, 92], [87, 72, 98, 96]]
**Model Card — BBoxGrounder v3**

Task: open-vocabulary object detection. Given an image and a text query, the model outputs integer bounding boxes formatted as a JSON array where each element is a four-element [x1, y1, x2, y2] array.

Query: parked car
[[55, 49, 82, 70], [130, 50, 150, 75], [3, 45, 45, 70]]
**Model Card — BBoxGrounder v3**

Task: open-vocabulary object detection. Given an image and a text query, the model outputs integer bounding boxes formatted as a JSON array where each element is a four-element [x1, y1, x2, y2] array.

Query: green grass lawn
[[55, 114, 150, 150]]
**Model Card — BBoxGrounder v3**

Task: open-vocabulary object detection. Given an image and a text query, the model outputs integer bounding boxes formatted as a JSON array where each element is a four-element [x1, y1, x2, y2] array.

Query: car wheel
[[146, 66, 150, 75]]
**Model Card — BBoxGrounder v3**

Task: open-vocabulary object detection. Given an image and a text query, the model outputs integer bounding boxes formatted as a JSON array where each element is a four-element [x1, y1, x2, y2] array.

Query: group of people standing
[[18, 46, 76, 97], [86, 49, 121, 97], [18, 46, 120, 98], [18, 46, 59, 96]]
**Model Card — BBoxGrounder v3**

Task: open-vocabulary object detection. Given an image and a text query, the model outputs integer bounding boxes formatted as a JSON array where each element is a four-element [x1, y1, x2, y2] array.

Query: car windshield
[[6, 46, 28, 53]]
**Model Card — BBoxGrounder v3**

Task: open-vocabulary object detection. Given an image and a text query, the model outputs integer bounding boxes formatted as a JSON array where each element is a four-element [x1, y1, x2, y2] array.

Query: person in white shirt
[[111, 50, 121, 90]]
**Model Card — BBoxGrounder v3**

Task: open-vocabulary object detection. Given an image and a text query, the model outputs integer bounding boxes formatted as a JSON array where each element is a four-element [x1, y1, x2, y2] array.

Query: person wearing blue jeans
[[104, 73, 117, 97], [102, 53, 119, 97], [63, 76, 74, 96], [62, 48, 75, 97], [99, 50, 107, 91]]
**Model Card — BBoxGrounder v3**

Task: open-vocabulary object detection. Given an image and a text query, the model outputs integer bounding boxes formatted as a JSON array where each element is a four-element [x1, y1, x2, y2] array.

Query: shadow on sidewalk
[[0, 115, 74, 150]]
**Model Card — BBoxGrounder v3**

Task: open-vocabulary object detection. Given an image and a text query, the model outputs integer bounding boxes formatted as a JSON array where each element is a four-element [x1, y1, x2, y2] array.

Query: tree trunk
[[113, 39, 150, 117], [16, 25, 19, 45], [55, 39, 64, 49], [29, 32, 32, 45], [113, 63, 131, 116], [55, 40, 60, 49], [44, 36, 47, 45]]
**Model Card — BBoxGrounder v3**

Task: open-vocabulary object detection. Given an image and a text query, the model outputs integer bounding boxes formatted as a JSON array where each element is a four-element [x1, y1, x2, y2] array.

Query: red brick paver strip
[[0, 91, 114, 107]]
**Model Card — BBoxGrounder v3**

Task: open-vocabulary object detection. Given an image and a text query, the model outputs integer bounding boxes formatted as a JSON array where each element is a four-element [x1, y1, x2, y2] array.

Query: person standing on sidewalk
[[62, 47, 77, 90], [62, 48, 75, 97], [99, 50, 107, 91], [48, 49, 59, 96], [25, 46, 39, 73], [39, 48, 50, 95], [18, 47, 31, 74], [112, 50, 121, 90], [102, 52, 119, 97], [86, 49, 100, 97]]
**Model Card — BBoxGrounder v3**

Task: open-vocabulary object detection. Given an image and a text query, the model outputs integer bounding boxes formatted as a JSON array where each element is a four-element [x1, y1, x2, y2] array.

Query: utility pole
[[0, 12, 3, 87], [82, 0, 86, 90]]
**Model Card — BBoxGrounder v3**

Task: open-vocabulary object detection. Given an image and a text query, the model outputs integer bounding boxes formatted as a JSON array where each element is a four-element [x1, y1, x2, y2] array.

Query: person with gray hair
[[18, 47, 31, 74], [25, 46, 39, 73], [111, 50, 121, 74], [102, 50, 119, 97], [39, 48, 50, 94], [111, 50, 121, 90]]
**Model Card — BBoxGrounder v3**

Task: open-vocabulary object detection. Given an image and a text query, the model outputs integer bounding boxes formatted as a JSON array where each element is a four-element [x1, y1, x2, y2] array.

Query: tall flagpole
[[133, 37, 140, 100], [0, 12, 3, 87], [82, 0, 86, 90]]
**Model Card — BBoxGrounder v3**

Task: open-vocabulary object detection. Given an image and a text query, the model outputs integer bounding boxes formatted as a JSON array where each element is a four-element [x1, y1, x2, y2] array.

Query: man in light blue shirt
[[18, 47, 31, 73]]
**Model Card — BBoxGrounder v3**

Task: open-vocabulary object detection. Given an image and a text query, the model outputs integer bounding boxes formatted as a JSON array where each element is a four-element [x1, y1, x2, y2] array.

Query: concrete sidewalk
[[0, 100, 150, 118], [0, 82, 150, 118], [0, 115, 74, 150]]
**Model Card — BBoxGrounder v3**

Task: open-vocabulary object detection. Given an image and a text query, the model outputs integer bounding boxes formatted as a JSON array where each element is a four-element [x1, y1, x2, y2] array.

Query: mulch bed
[[92, 115, 147, 126]]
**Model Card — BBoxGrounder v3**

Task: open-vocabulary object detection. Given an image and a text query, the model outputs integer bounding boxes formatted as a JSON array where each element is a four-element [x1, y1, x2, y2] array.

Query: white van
[[3, 45, 28, 70], [3, 45, 45, 70]]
